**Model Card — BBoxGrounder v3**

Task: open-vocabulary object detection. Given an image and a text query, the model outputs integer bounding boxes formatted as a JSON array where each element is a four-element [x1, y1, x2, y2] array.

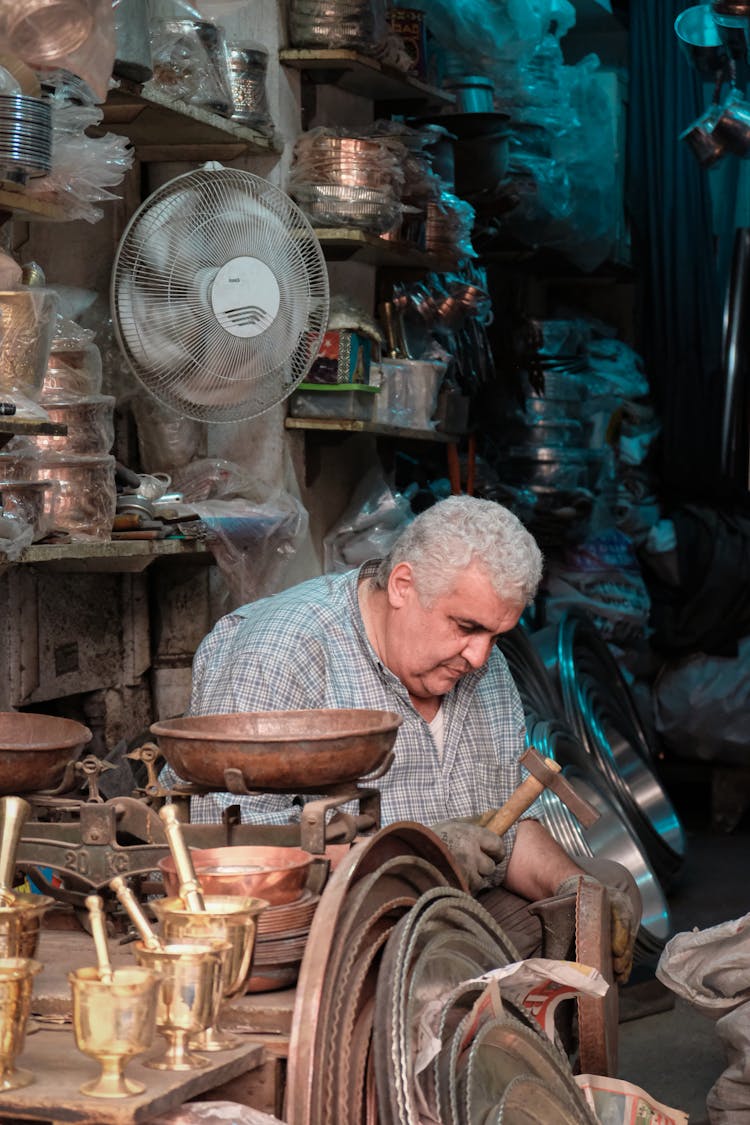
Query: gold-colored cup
[[69, 966, 160, 1098], [0, 957, 42, 1091], [0, 895, 54, 959], [151, 894, 267, 1052], [133, 941, 225, 1071]]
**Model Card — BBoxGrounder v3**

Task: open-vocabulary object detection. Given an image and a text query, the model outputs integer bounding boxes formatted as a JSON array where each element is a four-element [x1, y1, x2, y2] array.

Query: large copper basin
[[0, 712, 92, 794], [158, 845, 315, 906], [150, 709, 401, 791]]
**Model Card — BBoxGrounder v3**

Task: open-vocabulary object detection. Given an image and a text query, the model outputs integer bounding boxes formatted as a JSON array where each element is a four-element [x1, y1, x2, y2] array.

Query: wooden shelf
[[0, 186, 69, 223], [97, 79, 281, 162], [280, 48, 454, 111], [10, 537, 211, 574], [286, 416, 459, 442], [314, 227, 456, 271]]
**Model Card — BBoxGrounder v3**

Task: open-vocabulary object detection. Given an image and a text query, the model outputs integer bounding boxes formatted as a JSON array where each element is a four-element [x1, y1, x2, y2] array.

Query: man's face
[[383, 560, 526, 701]]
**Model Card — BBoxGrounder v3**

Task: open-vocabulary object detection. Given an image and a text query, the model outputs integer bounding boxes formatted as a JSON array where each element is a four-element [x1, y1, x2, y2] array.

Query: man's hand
[[556, 873, 639, 985], [431, 817, 506, 892]]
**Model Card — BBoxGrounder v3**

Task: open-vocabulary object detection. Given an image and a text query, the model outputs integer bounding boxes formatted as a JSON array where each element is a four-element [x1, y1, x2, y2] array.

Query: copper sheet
[[576, 877, 618, 1078]]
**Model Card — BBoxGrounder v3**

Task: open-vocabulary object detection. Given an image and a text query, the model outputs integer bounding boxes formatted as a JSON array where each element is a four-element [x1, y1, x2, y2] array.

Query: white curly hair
[[373, 495, 543, 606]]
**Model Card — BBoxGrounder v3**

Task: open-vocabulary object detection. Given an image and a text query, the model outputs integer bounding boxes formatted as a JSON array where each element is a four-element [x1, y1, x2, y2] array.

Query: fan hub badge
[[210, 256, 281, 338]]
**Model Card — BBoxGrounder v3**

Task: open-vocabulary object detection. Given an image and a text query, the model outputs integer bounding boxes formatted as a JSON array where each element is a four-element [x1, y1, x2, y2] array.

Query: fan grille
[[111, 166, 329, 423]]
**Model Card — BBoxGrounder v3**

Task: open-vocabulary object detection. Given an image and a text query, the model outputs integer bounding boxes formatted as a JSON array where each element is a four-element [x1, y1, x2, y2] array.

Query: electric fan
[[110, 163, 330, 423]]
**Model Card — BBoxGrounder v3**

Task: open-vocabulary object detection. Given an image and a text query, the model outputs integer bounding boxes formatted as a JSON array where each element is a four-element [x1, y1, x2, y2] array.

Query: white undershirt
[[428, 703, 445, 764]]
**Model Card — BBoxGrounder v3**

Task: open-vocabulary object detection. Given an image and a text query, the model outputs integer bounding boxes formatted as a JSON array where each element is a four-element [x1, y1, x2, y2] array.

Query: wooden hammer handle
[[478, 758, 562, 836]]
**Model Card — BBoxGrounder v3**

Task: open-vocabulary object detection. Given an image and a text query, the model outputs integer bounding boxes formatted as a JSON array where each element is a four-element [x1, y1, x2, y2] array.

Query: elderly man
[[169, 495, 641, 980]]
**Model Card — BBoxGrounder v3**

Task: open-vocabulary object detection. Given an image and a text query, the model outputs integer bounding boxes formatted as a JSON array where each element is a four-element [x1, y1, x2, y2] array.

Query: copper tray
[[0, 712, 91, 794], [158, 844, 316, 906], [150, 709, 402, 791]]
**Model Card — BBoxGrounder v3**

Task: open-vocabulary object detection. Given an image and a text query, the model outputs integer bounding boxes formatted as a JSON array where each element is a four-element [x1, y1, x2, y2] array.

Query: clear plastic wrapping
[[323, 465, 412, 573], [43, 317, 103, 400], [0, 287, 59, 401], [225, 41, 274, 138], [189, 492, 309, 609], [7, 394, 115, 455], [288, 127, 404, 234], [150, 1101, 285, 1125], [288, 0, 388, 54], [0, 0, 116, 101], [26, 74, 135, 223], [0, 450, 116, 541], [146, 3, 234, 116]]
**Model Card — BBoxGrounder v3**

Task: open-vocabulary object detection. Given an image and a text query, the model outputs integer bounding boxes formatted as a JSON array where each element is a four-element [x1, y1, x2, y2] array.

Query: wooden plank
[[0, 1031, 265, 1125], [279, 48, 454, 110], [285, 417, 457, 443], [98, 80, 280, 159], [313, 226, 456, 271], [0, 188, 68, 223], [16, 539, 210, 574]]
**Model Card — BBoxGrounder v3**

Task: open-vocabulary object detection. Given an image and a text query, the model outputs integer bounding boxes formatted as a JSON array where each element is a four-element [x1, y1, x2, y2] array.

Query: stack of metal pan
[[528, 719, 670, 963], [373, 884, 596, 1125], [496, 622, 676, 964], [0, 95, 52, 184], [547, 612, 688, 888]]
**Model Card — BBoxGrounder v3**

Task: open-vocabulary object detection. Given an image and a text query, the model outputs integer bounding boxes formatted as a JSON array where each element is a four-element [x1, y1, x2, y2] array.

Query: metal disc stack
[[0, 95, 52, 184], [528, 717, 672, 965], [247, 889, 321, 992], [550, 612, 687, 888]]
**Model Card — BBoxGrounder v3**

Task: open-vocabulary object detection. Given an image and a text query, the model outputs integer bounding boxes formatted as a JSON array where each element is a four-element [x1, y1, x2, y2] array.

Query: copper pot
[[0, 711, 92, 794], [158, 845, 315, 906], [0, 479, 53, 541], [29, 453, 116, 541], [150, 708, 401, 790], [25, 395, 115, 455]]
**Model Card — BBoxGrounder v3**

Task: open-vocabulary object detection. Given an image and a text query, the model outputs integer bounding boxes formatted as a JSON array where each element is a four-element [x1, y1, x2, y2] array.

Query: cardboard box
[[386, 8, 427, 79], [307, 329, 372, 385]]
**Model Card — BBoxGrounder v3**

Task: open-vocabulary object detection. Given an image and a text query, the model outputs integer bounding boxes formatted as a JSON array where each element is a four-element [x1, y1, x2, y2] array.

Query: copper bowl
[[158, 846, 315, 906], [149, 709, 401, 791], [0, 712, 91, 794]]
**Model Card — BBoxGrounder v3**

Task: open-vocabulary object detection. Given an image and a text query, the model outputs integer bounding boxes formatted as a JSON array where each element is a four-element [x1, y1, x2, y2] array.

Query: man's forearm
[[502, 818, 584, 900]]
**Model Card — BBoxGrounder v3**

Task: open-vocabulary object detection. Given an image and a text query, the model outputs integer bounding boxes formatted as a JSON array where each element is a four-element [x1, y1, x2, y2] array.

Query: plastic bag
[[323, 466, 413, 573], [657, 913, 750, 1019], [653, 636, 750, 766], [190, 493, 309, 609], [288, 0, 387, 54], [149, 1102, 285, 1125], [26, 75, 135, 223], [146, 0, 234, 115], [0, 0, 115, 101]]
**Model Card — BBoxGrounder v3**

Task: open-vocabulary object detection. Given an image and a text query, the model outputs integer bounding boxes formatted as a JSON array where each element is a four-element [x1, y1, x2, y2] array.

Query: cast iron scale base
[[13, 745, 390, 912]]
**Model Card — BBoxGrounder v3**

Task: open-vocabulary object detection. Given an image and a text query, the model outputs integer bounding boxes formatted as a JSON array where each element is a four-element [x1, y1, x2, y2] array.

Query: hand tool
[[477, 746, 599, 835]]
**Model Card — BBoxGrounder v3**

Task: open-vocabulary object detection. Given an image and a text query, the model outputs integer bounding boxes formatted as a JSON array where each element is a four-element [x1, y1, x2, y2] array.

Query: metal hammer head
[[520, 746, 600, 828]]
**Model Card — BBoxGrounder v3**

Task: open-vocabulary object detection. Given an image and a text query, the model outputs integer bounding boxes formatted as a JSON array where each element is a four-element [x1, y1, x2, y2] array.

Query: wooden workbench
[[0, 930, 294, 1123]]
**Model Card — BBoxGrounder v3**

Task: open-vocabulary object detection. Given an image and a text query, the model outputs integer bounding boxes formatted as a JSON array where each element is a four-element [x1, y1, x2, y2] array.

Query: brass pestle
[[109, 877, 163, 952], [0, 797, 31, 905], [158, 805, 205, 911], [85, 895, 113, 984]]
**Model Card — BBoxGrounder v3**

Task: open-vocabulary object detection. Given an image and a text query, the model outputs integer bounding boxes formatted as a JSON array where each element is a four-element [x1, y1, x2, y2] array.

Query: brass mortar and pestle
[[0, 797, 54, 960], [150, 804, 268, 1051], [68, 895, 160, 1098]]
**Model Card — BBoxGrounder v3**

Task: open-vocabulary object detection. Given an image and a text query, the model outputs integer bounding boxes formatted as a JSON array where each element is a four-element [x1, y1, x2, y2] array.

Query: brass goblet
[[0, 957, 41, 1091], [69, 966, 160, 1098], [0, 895, 54, 959], [151, 894, 267, 1052], [133, 941, 226, 1071]]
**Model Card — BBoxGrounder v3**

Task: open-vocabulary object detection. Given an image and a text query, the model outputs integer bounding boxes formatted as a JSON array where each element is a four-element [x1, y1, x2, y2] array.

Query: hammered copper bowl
[[149, 708, 402, 790], [0, 712, 92, 794], [158, 845, 315, 906]]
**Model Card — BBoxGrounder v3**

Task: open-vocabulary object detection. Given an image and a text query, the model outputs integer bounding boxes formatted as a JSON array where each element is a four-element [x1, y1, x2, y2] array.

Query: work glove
[[431, 816, 506, 892], [556, 873, 638, 985]]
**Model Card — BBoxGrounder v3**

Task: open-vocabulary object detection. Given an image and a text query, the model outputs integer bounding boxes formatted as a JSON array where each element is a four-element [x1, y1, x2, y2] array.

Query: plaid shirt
[[164, 562, 539, 866]]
